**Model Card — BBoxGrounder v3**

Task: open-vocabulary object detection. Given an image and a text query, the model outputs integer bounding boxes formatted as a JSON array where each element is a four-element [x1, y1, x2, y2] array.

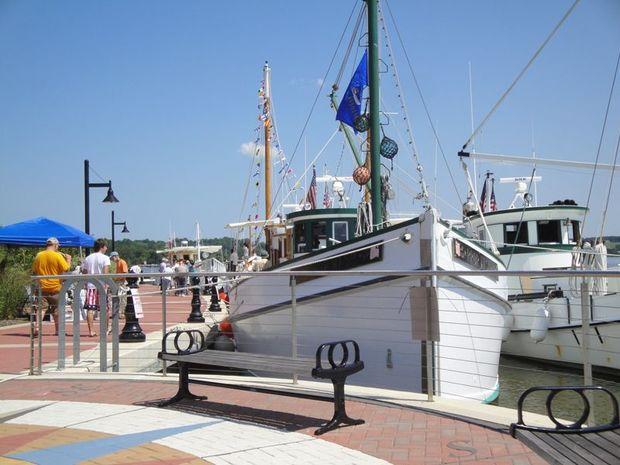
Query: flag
[[490, 179, 497, 212], [305, 167, 317, 209], [336, 51, 368, 131], [323, 180, 332, 208], [479, 180, 487, 212]]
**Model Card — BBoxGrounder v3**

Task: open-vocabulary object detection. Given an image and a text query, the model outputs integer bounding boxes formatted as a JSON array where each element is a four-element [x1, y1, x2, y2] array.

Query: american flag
[[490, 179, 497, 212], [305, 167, 317, 209], [323, 179, 332, 208], [479, 180, 487, 212]]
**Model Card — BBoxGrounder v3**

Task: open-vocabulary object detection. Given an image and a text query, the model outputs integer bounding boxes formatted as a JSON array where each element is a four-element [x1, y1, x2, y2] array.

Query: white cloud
[[289, 77, 325, 89], [239, 141, 265, 158]]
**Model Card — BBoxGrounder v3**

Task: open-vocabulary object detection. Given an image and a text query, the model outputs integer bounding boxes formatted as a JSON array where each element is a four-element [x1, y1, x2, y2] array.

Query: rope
[[266, 0, 361, 222], [598, 130, 620, 241], [377, 2, 429, 206], [580, 48, 620, 243], [334, 2, 366, 89], [383, 0, 462, 205], [461, 0, 581, 151]]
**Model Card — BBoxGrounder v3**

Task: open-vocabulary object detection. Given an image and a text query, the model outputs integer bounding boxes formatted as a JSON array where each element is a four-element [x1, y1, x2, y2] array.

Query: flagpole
[[367, 0, 383, 230], [263, 61, 272, 263]]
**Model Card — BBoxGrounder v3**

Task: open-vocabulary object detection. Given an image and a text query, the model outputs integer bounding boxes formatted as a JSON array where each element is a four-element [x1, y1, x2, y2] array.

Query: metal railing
[[25, 268, 620, 421]]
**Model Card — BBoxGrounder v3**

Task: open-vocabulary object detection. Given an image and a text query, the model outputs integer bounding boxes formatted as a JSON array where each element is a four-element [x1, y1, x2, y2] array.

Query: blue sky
[[1, 0, 619, 241]]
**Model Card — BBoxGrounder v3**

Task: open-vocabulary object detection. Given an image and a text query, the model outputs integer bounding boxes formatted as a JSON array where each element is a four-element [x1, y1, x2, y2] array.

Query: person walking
[[81, 239, 110, 337], [110, 251, 128, 319], [229, 247, 238, 272], [31, 237, 72, 336]]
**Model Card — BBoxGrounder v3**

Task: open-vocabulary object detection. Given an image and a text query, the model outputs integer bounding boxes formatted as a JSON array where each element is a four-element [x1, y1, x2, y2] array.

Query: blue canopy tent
[[0, 217, 94, 247]]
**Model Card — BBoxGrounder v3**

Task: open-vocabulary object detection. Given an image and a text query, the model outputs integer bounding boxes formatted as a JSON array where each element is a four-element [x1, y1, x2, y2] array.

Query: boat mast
[[367, 0, 382, 230], [263, 61, 272, 258]]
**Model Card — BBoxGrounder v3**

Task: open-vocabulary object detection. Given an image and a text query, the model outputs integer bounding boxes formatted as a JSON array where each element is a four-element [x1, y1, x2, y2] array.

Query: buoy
[[530, 306, 549, 343], [502, 313, 515, 341], [214, 334, 235, 351]]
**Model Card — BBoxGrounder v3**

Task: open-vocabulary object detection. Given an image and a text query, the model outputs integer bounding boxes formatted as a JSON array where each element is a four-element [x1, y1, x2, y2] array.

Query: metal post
[[188, 276, 206, 322], [112, 292, 120, 371], [367, 0, 383, 230], [291, 275, 298, 384], [99, 285, 108, 372], [111, 210, 115, 252], [29, 285, 35, 375], [84, 159, 90, 255], [580, 280, 595, 424], [37, 286, 42, 375], [72, 283, 81, 365], [57, 292, 66, 370], [162, 279, 168, 376]]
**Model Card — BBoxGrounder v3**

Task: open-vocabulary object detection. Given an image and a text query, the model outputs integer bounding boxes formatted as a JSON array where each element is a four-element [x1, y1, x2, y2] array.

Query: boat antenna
[[460, 0, 581, 152]]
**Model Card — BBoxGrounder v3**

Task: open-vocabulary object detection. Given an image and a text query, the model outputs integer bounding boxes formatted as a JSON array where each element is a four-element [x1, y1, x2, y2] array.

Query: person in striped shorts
[[81, 239, 110, 337]]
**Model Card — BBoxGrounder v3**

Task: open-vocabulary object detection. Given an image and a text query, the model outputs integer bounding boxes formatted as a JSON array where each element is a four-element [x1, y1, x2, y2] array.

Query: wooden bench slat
[[574, 434, 620, 465], [594, 431, 620, 456], [161, 350, 315, 374], [515, 430, 580, 465], [582, 433, 620, 459], [542, 432, 609, 465]]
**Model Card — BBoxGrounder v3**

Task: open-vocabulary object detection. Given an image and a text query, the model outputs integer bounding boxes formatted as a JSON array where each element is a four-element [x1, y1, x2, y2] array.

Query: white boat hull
[[229, 210, 510, 402], [503, 293, 620, 372]]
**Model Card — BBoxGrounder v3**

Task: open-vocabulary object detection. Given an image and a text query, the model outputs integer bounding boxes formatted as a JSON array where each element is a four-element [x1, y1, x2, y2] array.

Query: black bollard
[[119, 284, 146, 342], [187, 276, 205, 322], [208, 277, 221, 312]]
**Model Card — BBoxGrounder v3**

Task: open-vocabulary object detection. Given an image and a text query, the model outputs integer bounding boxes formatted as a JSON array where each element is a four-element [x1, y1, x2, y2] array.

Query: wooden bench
[[158, 329, 365, 435], [510, 386, 620, 465]]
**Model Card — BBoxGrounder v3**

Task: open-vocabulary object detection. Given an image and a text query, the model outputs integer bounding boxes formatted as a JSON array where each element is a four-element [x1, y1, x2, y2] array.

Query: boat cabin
[[286, 208, 357, 258], [467, 202, 587, 256]]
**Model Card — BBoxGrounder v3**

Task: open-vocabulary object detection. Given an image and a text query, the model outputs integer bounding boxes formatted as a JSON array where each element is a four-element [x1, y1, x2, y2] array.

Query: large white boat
[[462, 169, 620, 374], [225, 0, 511, 402]]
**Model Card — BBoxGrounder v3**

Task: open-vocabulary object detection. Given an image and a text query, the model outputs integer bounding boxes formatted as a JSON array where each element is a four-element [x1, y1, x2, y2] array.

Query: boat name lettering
[[453, 239, 498, 273]]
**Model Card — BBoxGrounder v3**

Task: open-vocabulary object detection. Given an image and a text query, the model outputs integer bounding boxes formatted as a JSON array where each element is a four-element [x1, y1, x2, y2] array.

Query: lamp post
[[84, 159, 119, 253], [111, 210, 129, 252]]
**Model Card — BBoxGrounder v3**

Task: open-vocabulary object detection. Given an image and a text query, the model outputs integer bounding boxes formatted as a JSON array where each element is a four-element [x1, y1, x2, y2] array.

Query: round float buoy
[[530, 306, 549, 343]]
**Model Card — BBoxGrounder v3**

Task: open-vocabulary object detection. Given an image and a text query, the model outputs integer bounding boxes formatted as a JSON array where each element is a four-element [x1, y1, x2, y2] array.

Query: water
[[495, 355, 620, 425]]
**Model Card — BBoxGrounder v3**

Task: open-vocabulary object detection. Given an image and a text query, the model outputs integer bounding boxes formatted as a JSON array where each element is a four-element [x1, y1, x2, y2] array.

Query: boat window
[[504, 222, 529, 245], [332, 221, 348, 244], [294, 222, 307, 253], [567, 220, 580, 243], [311, 221, 327, 250], [537, 220, 562, 244]]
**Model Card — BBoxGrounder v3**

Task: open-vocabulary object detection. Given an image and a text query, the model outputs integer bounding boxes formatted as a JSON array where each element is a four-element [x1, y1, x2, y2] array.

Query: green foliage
[[0, 246, 37, 319]]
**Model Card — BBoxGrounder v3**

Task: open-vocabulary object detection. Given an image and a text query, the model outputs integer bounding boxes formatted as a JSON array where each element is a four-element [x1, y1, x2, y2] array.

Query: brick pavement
[[0, 378, 548, 465]]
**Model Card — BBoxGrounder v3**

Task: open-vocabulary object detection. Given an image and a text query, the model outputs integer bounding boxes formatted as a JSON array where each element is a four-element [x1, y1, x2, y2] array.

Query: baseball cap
[[46, 237, 59, 246], [110, 251, 119, 257]]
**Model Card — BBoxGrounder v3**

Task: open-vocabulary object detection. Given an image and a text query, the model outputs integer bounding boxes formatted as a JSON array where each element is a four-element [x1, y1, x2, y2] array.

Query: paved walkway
[[0, 285, 200, 374], [0, 377, 548, 465]]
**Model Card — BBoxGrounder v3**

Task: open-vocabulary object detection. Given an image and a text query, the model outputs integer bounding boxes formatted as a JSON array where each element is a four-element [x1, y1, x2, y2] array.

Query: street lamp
[[84, 159, 119, 253], [111, 210, 129, 251]]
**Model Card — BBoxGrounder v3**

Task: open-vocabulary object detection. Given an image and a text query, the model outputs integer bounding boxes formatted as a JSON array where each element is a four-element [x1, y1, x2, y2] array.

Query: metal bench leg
[[315, 378, 364, 435], [158, 363, 207, 407]]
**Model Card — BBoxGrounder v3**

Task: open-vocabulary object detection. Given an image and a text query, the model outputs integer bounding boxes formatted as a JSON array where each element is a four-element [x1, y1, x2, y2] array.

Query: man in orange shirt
[[32, 237, 72, 336]]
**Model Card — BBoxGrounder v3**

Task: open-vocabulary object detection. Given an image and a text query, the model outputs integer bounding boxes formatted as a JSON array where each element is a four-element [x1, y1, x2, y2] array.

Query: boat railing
[[26, 268, 620, 423]]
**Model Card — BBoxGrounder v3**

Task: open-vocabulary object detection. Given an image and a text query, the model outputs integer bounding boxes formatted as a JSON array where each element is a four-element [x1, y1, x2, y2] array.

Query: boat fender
[[214, 334, 236, 351], [530, 306, 549, 343], [501, 313, 515, 341]]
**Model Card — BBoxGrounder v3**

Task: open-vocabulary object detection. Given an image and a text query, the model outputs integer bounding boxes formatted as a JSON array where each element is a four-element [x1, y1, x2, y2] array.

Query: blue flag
[[336, 51, 368, 130]]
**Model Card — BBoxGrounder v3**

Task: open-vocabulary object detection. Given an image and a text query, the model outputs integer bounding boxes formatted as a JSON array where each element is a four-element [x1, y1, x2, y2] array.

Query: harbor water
[[496, 356, 620, 424]]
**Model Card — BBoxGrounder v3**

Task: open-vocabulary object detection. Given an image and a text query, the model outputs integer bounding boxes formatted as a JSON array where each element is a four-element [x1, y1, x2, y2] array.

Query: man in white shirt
[[81, 239, 110, 337]]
